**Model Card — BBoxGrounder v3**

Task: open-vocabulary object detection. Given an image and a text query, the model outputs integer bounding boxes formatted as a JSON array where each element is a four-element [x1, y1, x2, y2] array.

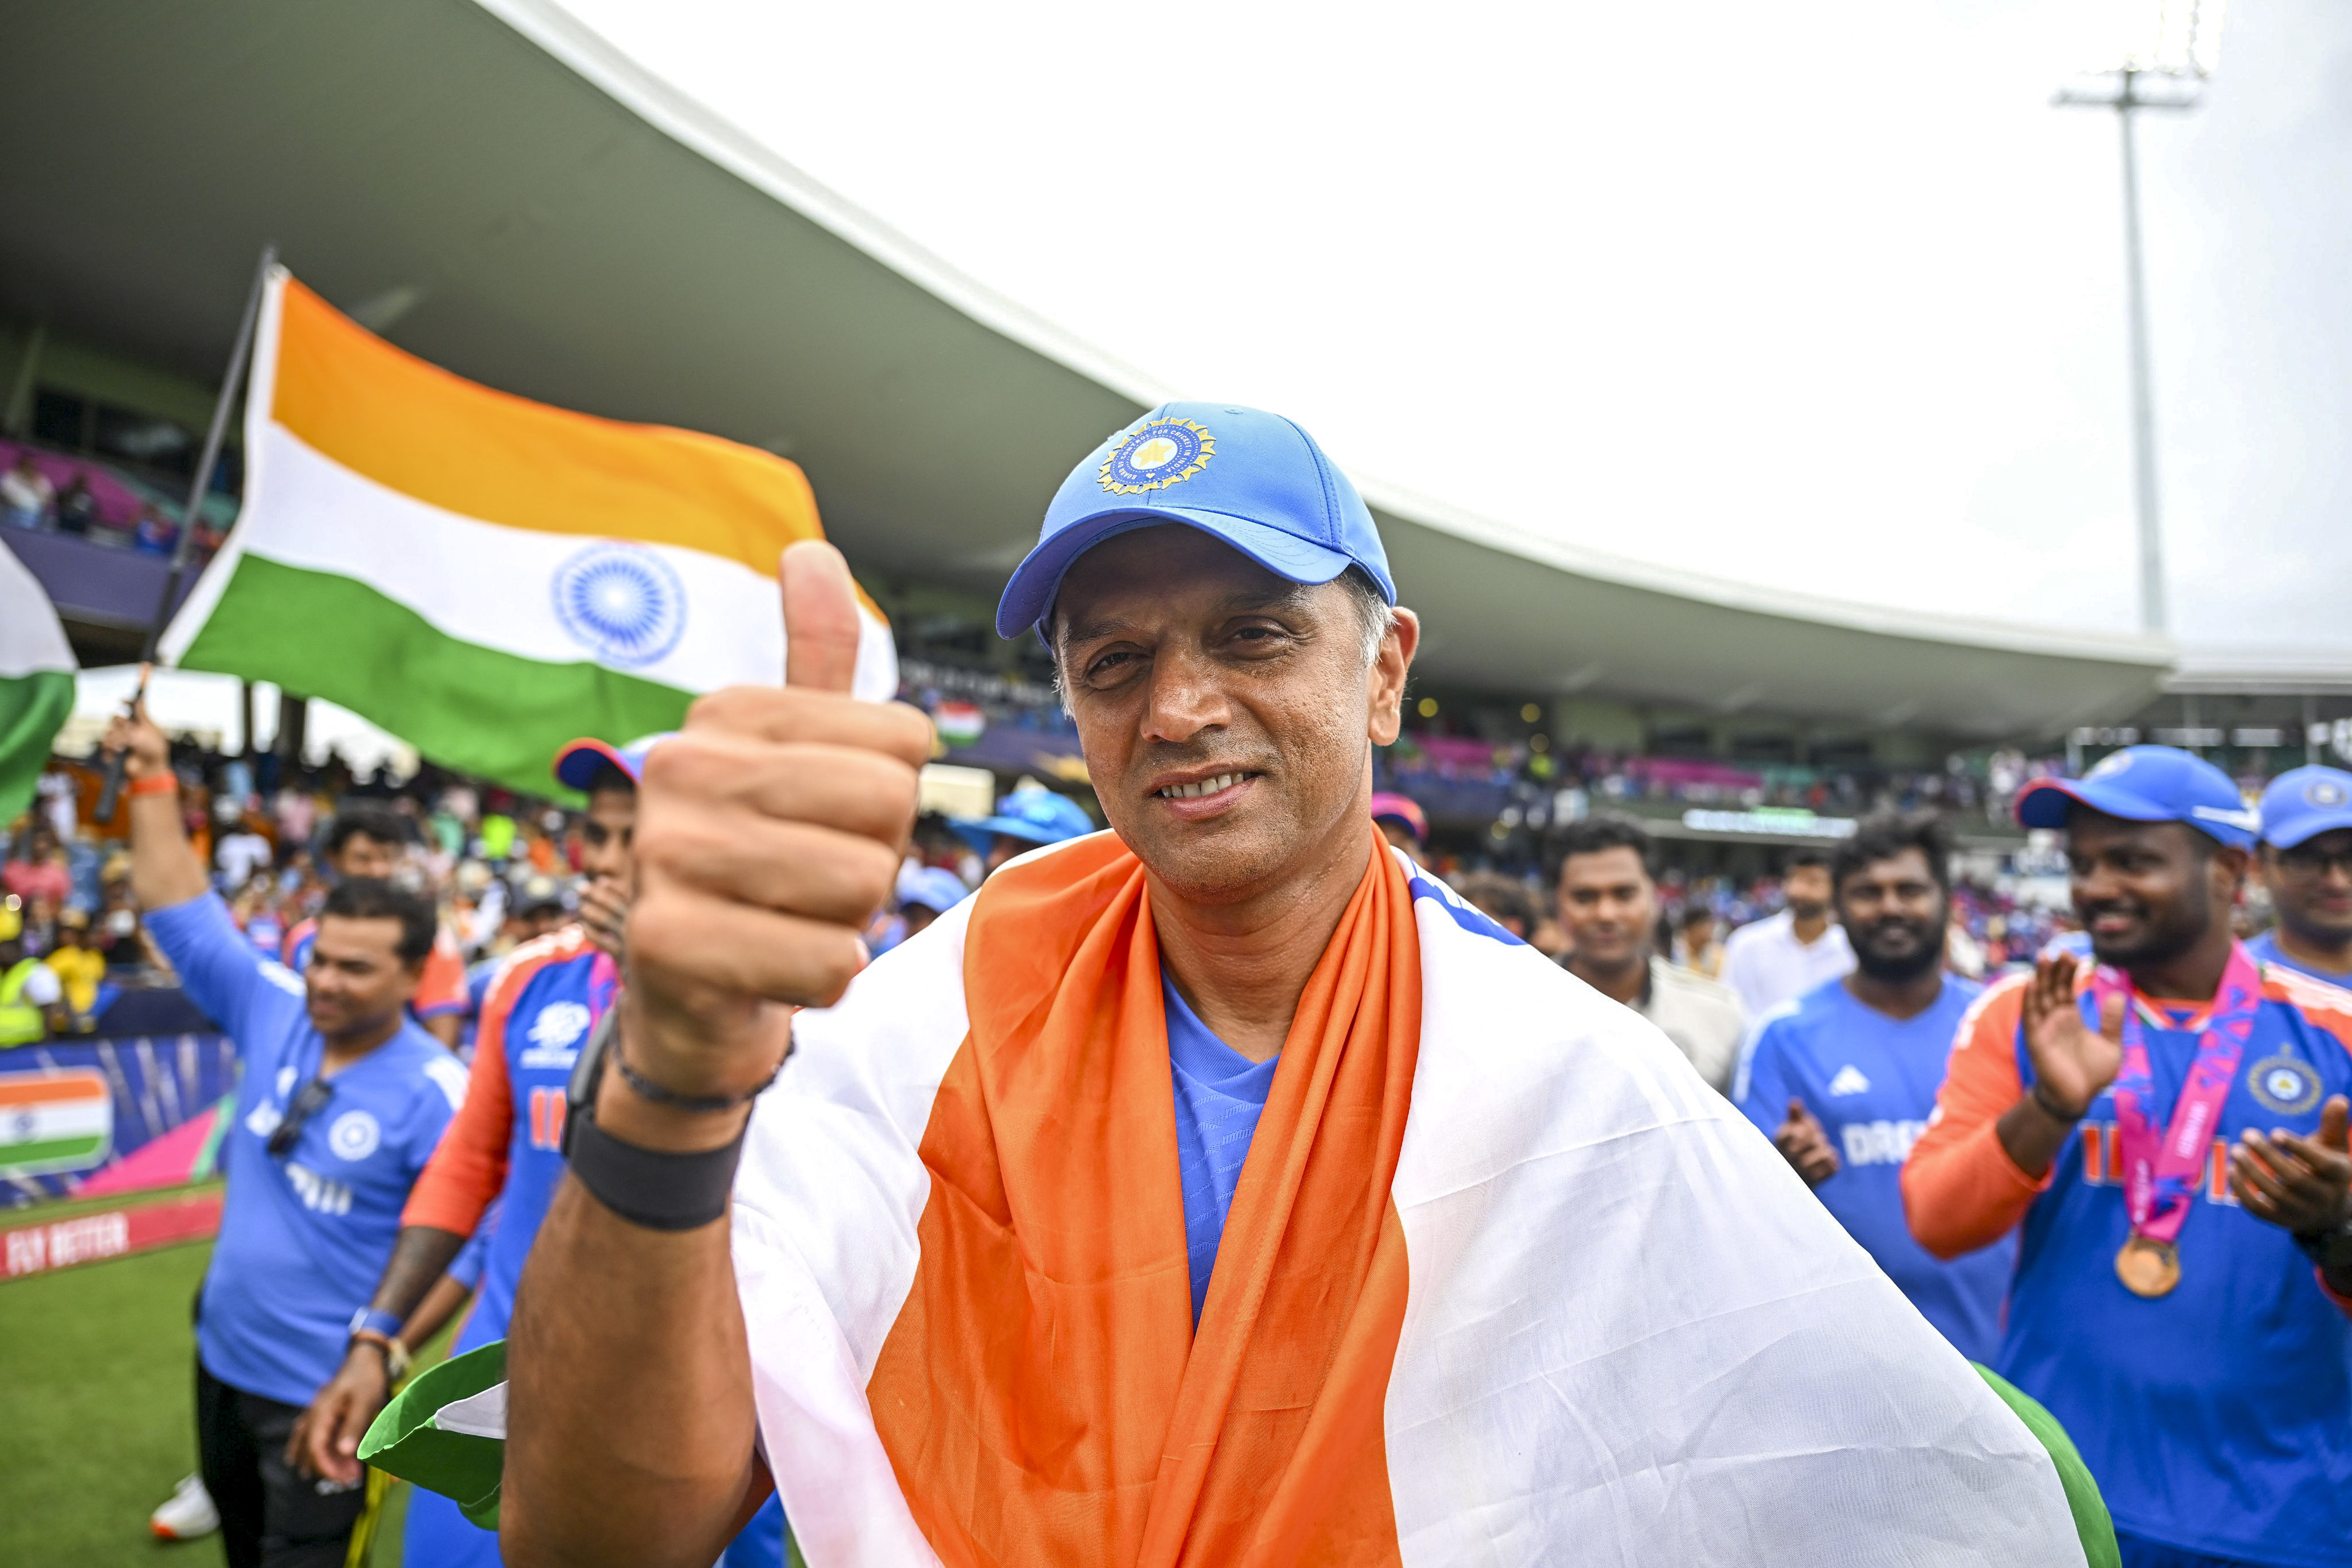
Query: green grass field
[[0, 1236, 423, 1565]]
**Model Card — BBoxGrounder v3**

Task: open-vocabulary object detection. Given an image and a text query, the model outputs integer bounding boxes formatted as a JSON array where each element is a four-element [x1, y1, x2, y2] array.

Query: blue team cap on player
[[895, 864, 971, 915], [2258, 765, 2352, 849], [950, 787, 1096, 853], [995, 401, 1396, 640], [552, 733, 673, 793], [2014, 745, 2259, 850]]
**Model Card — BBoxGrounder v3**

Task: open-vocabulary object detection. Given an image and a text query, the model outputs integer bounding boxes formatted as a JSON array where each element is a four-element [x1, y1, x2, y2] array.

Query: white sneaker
[[149, 1473, 220, 1540]]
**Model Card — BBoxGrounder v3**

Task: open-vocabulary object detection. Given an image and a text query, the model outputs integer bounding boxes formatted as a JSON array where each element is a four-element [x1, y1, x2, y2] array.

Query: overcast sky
[[528, 0, 2351, 656]]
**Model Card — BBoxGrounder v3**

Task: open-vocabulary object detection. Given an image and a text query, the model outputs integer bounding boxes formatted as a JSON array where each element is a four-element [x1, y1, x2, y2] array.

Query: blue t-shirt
[[1739, 973, 2013, 1362], [2244, 927, 2352, 990], [1165, 977, 1276, 1324], [147, 893, 466, 1406], [1999, 976, 2352, 1567]]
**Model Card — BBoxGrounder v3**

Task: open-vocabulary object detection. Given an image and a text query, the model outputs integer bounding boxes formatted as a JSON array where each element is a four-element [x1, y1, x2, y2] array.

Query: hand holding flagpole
[[95, 243, 275, 824]]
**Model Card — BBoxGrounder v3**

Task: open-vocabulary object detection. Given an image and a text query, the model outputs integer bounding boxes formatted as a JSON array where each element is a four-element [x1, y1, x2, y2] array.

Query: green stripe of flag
[[0, 668, 75, 826], [177, 555, 696, 801], [1973, 1363, 2118, 1568], [361, 1340, 509, 1530], [0, 1133, 111, 1174]]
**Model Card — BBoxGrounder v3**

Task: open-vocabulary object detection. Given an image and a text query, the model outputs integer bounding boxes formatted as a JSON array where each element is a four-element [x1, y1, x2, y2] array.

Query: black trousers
[[194, 1358, 374, 1568]]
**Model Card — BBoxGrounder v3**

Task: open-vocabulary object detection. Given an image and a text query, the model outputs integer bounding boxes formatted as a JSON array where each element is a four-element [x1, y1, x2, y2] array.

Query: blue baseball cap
[[995, 401, 1396, 639], [2014, 745, 2259, 850], [552, 733, 674, 793], [2258, 765, 2352, 849], [895, 864, 970, 915], [950, 787, 1096, 852]]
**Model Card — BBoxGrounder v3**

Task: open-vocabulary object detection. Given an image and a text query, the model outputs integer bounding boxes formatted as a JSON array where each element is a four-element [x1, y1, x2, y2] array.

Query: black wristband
[[2029, 1081, 2085, 1125], [564, 1104, 744, 1231], [2293, 1212, 2352, 1272], [614, 1038, 786, 1113]]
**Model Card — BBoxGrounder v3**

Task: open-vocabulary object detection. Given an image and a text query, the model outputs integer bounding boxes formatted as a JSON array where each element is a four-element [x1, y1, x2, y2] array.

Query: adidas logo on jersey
[[1827, 1065, 1871, 1097]]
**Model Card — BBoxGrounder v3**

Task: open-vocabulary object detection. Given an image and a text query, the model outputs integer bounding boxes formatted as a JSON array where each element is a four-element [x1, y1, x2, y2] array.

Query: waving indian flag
[[162, 269, 895, 796], [0, 539, 75, 825]]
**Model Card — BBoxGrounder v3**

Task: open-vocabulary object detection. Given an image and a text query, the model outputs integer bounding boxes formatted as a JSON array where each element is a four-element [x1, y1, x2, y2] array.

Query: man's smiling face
[[1053, 526, 1415, 905]]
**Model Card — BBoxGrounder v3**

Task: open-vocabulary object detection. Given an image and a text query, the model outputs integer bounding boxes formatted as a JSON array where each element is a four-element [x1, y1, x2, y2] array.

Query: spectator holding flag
[[104, 694, 463, 1568]]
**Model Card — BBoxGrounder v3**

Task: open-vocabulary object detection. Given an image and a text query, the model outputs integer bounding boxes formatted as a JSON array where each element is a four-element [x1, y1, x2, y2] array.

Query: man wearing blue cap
[[485, 406, 2108, 1566], [2251, 765, 2352, 985], [950, 784, 1097, 877], [1908, 745, 2352, 1568]]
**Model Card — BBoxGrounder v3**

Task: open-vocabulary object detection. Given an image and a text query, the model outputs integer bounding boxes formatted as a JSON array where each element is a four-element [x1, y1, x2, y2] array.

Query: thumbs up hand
[[618, 542, 933, 1114]]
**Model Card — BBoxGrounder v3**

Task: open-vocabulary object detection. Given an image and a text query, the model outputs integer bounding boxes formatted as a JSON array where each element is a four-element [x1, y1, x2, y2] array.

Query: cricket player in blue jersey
[[1907, 745, 2352, 1568], [107, 703, 465, 1568], [1739, 810, 2013, 1361], [2249, 764, 2352, 987], [291, 734, 787, 1566]]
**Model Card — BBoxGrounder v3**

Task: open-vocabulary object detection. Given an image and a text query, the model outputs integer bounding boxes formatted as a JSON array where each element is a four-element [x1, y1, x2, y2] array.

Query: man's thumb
[[2321, 1095, 2350, 1153], [781, 540, 862, 694], [2096, 991, 2128, 1044]]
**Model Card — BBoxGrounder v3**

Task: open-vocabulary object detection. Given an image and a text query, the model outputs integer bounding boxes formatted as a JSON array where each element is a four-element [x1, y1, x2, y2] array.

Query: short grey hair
[[1047, 564, 1396, 715], [1334, 565, 1398, 667]]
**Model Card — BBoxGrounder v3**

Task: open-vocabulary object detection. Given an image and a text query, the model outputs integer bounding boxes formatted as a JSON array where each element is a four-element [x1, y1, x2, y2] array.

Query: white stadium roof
[[0, 0, 2182, 738]]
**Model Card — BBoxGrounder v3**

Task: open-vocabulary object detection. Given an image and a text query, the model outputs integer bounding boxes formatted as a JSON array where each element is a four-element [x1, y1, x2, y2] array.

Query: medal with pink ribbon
[[2091, 941, 2260, 1298], [588, 948, 621, 1022]]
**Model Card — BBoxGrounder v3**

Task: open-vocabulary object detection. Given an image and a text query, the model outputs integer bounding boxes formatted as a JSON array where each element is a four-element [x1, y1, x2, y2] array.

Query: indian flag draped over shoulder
[[162, 269, 895, 795], [370, 841, 2115, 1566], [0, 539, 75, 824]]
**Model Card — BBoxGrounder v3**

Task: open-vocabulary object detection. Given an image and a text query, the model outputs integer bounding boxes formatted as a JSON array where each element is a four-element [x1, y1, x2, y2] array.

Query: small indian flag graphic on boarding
[[0, 1070, 114, 1178]]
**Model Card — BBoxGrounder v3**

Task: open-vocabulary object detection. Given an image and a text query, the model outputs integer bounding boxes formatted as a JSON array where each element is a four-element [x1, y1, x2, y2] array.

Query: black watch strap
[[2294, 1213, 2352, 1273], [565, 1104, 744, 1232]]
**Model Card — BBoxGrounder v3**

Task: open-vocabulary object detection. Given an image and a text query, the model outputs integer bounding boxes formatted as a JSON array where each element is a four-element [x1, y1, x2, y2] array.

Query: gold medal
[[2115, 1236, 2180, 1298]]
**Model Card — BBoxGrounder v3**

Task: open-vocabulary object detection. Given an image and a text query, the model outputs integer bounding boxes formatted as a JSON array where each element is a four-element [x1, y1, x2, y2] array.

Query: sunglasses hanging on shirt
[[267, 1077, 335, 1159]]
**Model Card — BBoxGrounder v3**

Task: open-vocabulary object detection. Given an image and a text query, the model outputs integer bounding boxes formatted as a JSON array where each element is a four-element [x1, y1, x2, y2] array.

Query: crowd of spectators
[[892, 653, 2096, 838], [0, 739, 589, 1043], [0, 717, 1103, 1048], [0, 444, 230, 561], [1374, 730, 2076, 829]]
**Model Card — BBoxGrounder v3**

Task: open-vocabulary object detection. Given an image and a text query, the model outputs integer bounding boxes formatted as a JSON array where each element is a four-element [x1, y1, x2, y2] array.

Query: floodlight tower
[[2056, 0, 2225, 636]]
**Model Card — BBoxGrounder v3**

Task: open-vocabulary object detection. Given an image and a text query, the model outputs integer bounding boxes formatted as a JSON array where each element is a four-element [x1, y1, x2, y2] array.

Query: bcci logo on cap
[[2308, 779, 2351, 808], [553, 543, 687, 668], [1099, 417, 1214, 496]]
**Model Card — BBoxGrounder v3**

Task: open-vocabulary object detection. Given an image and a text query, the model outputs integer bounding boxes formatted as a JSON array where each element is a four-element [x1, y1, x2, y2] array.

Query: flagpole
[[95, 242, 276, 823]]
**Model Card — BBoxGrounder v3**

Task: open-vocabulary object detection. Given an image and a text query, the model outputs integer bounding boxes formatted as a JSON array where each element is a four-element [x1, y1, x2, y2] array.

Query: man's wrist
[[589, 1002, 783, 1152], [2029, 1080, 2086, 1125], [596, 1054, 757, 1152], [350, 1306, 405, 1341], [2292, 1203, 2352, 1271], [348, 1327, 410, 1381]]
